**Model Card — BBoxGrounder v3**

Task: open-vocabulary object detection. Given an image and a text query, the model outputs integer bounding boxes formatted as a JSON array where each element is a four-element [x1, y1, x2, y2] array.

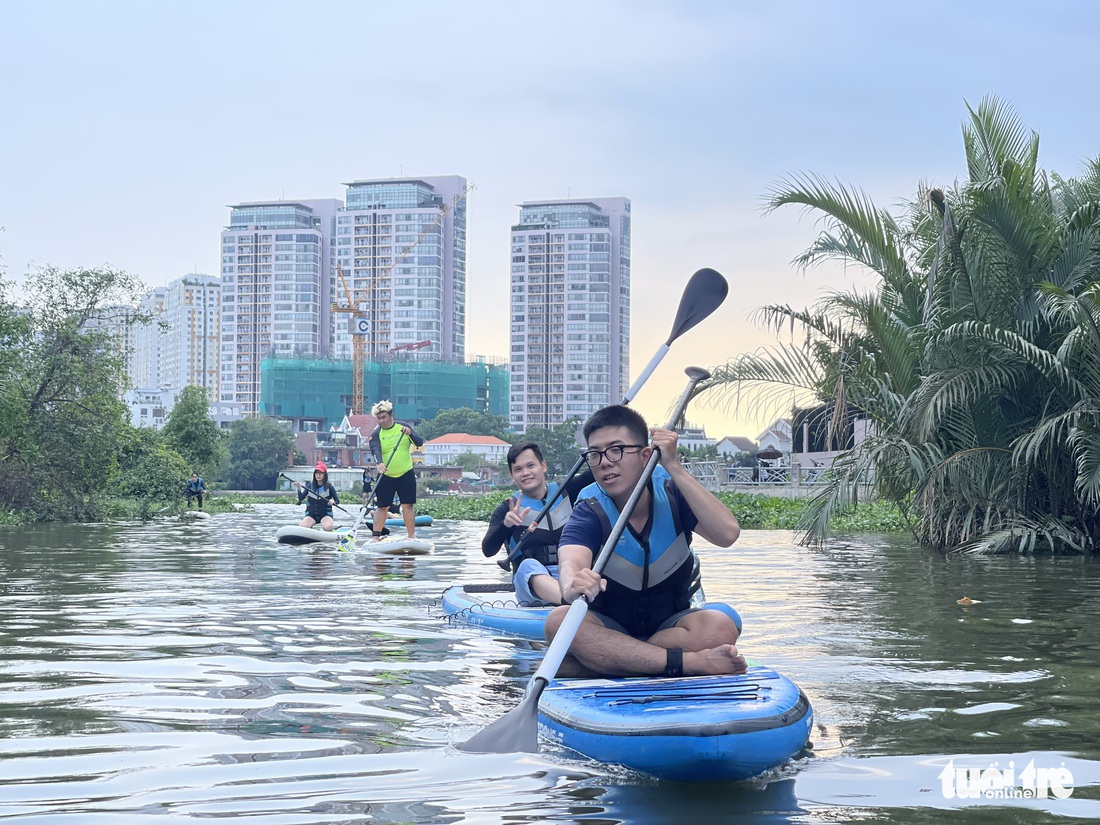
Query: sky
[[2, 0, 1099, 438]]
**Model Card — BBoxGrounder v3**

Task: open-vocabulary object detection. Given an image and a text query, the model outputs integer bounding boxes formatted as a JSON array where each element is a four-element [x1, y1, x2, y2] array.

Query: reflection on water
[[0, 504, 1097, 823]]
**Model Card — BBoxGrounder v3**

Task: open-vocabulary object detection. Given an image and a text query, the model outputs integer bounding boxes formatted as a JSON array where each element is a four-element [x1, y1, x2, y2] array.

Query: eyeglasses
[[581, 445, 645, 466]]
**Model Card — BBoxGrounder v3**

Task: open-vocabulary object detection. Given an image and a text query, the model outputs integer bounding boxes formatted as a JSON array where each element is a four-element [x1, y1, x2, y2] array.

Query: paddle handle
[[503, 343, 669, 566], [591, 366, 710, 578], [501, 272, 726, 564]]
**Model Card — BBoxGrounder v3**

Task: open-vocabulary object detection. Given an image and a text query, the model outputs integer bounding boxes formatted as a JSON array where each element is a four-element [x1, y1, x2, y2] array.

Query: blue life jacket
[[507, 482, 573, 569], [582, 467, 699, 638], [303, 481, 334, 518]]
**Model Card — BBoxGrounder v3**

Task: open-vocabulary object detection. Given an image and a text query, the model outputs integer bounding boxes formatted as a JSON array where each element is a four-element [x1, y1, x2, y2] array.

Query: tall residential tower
[[219, 199, 341, 415], [332, 176, 470, 363], [508, 197, 630, 432]]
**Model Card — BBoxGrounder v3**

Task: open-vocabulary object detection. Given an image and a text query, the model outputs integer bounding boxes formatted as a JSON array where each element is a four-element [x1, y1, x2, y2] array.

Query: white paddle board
[[363, 535, 433, 556]]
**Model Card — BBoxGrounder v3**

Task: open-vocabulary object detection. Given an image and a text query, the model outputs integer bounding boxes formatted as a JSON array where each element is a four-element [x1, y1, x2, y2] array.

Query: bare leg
[[400, 502, 416, 538], [320, 515, 335, 531], [371, 507, 386, 538], [300, 515, 318, 528], [531, 574, 563, 605], [545, 607, 746, 677]]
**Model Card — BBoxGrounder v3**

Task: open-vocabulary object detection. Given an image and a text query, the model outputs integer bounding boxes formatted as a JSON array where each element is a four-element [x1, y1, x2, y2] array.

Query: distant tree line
[[0, 264, 295, 522]]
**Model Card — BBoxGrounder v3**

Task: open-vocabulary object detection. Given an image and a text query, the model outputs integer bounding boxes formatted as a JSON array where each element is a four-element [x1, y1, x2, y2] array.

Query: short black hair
[[582, 405, 648, 446], [507, 442, 544, 468]]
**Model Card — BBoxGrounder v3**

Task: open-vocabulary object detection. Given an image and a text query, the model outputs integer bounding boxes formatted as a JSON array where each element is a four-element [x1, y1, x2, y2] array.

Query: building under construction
[[260, 356, 508, 430]]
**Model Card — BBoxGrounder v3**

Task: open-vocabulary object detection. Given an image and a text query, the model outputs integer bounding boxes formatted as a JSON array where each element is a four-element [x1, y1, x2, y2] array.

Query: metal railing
[[684, 461, 831, 490]]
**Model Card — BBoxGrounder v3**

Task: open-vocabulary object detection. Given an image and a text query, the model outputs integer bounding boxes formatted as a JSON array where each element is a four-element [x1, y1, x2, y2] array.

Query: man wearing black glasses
[[547, 404, 746, 678]]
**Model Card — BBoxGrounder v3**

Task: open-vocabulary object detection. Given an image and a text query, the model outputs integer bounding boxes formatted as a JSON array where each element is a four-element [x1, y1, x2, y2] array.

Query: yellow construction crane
[[331, 181, 476, 414]]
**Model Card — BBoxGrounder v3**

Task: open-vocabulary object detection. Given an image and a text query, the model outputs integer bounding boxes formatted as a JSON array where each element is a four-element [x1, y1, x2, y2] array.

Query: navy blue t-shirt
[[560, 475, 699, 555]]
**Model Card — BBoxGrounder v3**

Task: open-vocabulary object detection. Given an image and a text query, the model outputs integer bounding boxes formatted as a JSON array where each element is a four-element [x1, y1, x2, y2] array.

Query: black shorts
[[374, 470, 416, 507]]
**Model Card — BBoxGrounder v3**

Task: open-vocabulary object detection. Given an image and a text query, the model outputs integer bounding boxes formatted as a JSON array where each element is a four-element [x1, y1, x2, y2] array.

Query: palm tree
[[699, 96, 1100, 552]]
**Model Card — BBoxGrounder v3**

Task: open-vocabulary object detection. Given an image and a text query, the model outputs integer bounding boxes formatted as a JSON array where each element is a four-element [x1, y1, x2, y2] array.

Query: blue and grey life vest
[[507, 481, 573, 570], [583, 467, 699, 638], [303, 481, 333, 517]]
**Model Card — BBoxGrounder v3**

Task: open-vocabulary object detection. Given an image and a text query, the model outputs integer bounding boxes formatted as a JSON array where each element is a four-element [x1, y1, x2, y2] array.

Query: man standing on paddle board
[[481, 442, 593, 606], [548, 405, 747, 678], [368, 400, 425, 541]]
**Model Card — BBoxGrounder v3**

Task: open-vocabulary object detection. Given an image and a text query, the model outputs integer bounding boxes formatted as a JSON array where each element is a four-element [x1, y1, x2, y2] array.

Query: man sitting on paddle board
[[293, 461, 339, 531], [481, 442, 593, 606], [368, 400, 425, 541], [548, 405, 747, 678]]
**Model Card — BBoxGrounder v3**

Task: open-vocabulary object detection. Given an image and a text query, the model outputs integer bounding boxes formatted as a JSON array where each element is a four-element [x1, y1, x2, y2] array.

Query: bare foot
[[684, 644, 748, 676]]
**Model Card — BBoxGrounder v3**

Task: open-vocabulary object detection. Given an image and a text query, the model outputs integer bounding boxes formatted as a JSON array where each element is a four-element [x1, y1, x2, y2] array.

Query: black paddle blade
[[458, 686, 542, 754], [667, 268, 728, 344]]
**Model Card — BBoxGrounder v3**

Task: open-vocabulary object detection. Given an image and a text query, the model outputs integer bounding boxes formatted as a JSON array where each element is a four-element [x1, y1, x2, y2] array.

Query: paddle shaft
[[529, 367, 709, 687], [281, 472, 351, 515], [342, 431, 407, 549], [366, 429, 408, 513], [460, 367, 711, 754], [501, 270, 727, 568]]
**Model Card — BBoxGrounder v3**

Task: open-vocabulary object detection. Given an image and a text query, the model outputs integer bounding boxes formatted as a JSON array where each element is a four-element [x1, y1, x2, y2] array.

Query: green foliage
[[162, 385, 225, 476], [452, 451, 483, 471], [416, 490, 906, 532], [684, 444, 719, 460], [699, 96, 1100, 553], [223, 417, 295, 489], [417, 407, 510, 441], [517, 418, 585, 475], [114, 428, 190, 515], [0, 265, 150, 521], [417, 493, 506, 521]]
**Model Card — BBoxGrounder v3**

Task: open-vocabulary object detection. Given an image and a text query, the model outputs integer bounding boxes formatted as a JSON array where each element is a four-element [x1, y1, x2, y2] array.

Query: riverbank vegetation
[[698, 97, 1100, 553], [415, 491, 907, 533], [0, 265, 295, 523]]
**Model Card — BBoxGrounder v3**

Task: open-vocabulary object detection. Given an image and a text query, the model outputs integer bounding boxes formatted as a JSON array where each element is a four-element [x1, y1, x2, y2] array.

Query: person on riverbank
[[546, 405, 746, 678], [368, 400, 425, 540], [293, 461, 339, 531], [481, 443, 593, 606], [184, 472, 207, 510]]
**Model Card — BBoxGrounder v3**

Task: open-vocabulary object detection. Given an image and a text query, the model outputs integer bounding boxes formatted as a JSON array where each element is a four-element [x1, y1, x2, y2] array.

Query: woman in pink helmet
[[293, 461, 340, 530]]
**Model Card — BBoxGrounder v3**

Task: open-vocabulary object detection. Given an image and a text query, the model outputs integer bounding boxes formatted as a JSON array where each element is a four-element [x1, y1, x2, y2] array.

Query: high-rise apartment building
[[508, 197, 631, 432], [131, 287, 167, 390], [332, 176, 469, 362], [219, 199, 341, 415], [163, 274, 220, 397]]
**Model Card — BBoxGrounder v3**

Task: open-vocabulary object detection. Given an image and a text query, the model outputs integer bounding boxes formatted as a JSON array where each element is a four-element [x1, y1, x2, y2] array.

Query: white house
[[675, 422, 717, 452], [716, 435, 757, 457], [423, 433, 511, 466], [756, 418, 793, 457]]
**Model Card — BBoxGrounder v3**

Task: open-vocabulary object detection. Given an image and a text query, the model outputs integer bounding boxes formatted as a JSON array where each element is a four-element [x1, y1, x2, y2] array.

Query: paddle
[[340, 431, 407, 551], [460, 366, 712, 754], [499, 268, 728, 571], [280, 472, 352, 517]]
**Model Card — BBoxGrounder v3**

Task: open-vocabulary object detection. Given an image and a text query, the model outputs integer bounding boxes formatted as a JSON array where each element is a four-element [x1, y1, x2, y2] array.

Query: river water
[[0, 504, 1097, 823]]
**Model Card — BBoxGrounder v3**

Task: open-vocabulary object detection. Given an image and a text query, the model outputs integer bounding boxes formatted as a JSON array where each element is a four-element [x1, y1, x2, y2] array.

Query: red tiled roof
[[426, 433, 510, 446], [347, 414, 379, 432]]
